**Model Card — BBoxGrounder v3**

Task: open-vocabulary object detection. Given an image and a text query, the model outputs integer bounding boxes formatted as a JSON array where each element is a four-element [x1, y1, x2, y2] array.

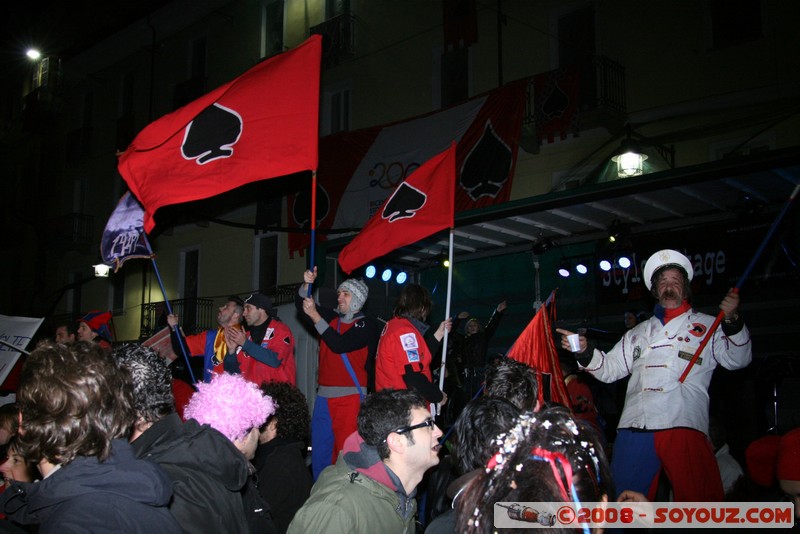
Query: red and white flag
[[337, 143, 457, 274], [289, 79, 527, 256], [118, 35, 321, 233]]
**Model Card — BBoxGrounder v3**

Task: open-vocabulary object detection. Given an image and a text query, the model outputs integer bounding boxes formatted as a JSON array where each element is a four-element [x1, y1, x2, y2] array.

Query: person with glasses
[[289, 389, 443, 533]]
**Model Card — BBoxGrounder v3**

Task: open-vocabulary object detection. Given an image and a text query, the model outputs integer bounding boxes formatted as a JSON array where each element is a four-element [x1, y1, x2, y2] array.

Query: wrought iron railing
[[139, 284, 303, 340], [310, 13, 355, 68], [140, 298, 214, 340], [523, 54, 626, 127]]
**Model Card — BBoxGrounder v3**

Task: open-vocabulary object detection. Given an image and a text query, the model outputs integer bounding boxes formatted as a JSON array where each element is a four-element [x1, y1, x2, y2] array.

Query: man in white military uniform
[[558, 249, 751, 501]]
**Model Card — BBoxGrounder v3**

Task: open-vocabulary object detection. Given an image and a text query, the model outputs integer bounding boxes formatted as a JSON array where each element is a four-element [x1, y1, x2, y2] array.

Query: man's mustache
[[660, 289, 680, 299]]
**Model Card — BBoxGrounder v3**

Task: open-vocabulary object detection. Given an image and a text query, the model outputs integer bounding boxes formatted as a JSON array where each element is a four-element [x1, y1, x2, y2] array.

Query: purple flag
[[101, 192, 152, 272]]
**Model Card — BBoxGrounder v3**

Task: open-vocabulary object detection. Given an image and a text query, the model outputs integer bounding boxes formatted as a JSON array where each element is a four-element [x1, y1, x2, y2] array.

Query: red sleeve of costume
[[184, 332, 208, 357], [270, 322, 294, 362]]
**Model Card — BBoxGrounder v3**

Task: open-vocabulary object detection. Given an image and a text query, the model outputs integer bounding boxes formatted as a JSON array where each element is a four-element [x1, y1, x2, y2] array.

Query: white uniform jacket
[[583, 310, 751, 434]]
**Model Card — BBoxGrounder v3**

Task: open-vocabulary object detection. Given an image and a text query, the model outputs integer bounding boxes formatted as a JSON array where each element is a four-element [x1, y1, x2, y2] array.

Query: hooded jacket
[[0, 439, 180, 534], [132, 413, 251, 534], [287, 432, 416, 534], [253, 437, 312, 533]]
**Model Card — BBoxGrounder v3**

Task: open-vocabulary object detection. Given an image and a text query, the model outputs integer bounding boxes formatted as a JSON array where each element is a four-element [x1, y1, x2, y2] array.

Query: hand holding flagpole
[[436, 228, 455, 417], [679, 181, 800, 383]]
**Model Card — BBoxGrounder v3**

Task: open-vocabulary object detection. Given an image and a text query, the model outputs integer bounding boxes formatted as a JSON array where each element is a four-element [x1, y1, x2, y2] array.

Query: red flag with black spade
[[338, 143, 456, 274], [118, 35, 321, 233]]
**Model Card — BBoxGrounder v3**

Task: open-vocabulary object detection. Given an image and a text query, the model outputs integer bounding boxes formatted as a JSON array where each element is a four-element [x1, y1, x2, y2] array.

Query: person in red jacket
[[167, 295, 245, 383], [375, 284, 450, 406], [223, 293, 296, 386], [296, 267, 381, 479]]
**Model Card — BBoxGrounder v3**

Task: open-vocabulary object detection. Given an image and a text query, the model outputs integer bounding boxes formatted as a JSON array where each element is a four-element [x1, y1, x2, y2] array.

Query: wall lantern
[[93, 264, 111, 278]]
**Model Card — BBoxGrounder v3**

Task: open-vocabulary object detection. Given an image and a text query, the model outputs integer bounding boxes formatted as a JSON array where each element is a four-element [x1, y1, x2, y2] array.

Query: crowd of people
[[0, 249, 798, 532]]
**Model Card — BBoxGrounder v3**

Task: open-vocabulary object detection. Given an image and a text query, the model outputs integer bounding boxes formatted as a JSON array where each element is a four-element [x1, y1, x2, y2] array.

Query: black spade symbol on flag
[[460, 122, 511, 200], [181, 103, 243, 164], [382, 182, 427, 222], [291, 185, 330, 228]]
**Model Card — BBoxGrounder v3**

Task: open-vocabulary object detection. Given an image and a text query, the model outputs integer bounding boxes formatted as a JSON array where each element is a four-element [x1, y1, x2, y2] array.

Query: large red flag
[[338, 143, 456, 274], [118, 35, 321, 233], [506, 291, 571, 408]]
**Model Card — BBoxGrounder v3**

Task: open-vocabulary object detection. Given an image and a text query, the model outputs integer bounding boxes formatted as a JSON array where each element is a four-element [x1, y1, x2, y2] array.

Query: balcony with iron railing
[[140, 298, 215, 340], [139, 283, 302, 340], [523, 55, 626, 143], [310, 13, 355, 68]]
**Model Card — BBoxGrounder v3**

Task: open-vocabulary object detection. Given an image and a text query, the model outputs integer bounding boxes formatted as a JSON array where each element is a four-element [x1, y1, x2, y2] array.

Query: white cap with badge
[[643, 249, 694, 290]]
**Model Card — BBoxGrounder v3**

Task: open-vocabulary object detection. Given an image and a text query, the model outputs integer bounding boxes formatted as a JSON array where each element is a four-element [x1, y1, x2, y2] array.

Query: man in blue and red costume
[[296, 267, 380, 479], [558, 249, 752, 501], [168, 296, 245, 383], [224, 293, 297, 386]]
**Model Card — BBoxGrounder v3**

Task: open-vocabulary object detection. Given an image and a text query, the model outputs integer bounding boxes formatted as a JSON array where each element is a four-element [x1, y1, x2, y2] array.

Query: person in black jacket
[[0, 341, 180, 534], [184, 373, 279, 534], [116, 343, 252, 534], [447, 300, 506, 420], [255, 381, 313, 533]]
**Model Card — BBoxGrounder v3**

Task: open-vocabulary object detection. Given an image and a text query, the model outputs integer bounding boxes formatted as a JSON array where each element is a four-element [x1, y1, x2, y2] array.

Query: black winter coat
[[0, 439, 180, 534], [132, 413, 251, 534]]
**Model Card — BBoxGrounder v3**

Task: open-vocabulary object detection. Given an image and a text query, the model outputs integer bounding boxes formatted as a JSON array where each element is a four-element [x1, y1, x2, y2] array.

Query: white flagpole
[[436, 228, 455, 415]]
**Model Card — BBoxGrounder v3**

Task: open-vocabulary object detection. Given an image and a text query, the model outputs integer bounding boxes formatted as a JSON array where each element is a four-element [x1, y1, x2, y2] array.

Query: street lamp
[[94, 264, 111, 278], [26, 49, 42, 61]]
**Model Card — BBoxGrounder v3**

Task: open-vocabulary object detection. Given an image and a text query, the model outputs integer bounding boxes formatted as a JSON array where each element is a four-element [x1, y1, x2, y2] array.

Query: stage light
[[618, 256, 631, 269], [558, 258, 570, 278], [396, 271, 407, 284], [532, 237, 554, 255], [575, 262, 588, 275], [381, 268, 392, 282], [599, 259, 612, 272], [442, 258, 450, 269], [365, 265, 376, 279]]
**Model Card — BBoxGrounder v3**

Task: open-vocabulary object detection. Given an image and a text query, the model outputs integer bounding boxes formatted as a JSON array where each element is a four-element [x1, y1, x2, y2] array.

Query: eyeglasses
[[388, 418, 435, 437]]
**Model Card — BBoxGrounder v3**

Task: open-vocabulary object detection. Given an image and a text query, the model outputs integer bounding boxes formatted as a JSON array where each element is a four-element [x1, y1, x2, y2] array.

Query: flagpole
[[308, 170, 317, 297], [678, 181, 800, 383], [142, 233, 198, 385], [436, 228, 455, 415], [0, 339, 29, 356]]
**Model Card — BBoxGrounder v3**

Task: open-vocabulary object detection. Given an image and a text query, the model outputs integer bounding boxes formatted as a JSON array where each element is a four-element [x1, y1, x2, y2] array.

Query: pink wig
[[184, 373, 276, 442]]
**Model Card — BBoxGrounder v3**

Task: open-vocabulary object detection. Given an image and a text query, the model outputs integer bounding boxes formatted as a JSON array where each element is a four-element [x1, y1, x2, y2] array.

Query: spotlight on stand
[[365, 265, 377, 279], [599, 259, 612, 272], [575, 262, 588, 275], [395, 271, 408, 284], [532, 237, 554, 256], [618, 256, 631, 269], [381, 268, 392, 282], [607, 219, 626, 246]]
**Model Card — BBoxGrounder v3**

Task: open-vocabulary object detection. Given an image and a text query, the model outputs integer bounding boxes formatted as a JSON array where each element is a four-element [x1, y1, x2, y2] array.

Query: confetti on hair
[[184, 373, 276, 442]]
